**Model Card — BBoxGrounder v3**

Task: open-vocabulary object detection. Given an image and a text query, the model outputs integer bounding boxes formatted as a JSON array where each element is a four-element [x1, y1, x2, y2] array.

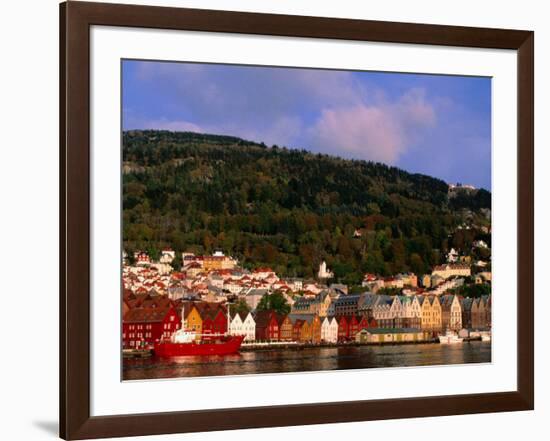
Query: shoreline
[[123, 337, 486, 358], [239, 340, 439, 352], [240, 337, 484, 352]]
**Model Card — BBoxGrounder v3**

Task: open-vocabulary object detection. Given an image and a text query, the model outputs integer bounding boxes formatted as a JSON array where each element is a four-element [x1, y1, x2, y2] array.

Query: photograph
[[121, 59, 492, 380], [1, 0, 541, 439]]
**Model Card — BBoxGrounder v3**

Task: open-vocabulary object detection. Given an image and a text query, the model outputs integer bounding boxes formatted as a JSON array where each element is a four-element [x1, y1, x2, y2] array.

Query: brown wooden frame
[[60, 1, 534, 439]]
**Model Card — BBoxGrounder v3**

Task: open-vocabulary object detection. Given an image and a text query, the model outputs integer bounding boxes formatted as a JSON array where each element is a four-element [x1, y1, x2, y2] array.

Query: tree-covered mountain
[[123, 130, 491, 284]]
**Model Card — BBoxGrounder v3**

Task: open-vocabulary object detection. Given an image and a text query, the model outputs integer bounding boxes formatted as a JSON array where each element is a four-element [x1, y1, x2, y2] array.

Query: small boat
[[438, 330, 464, 344], [480, 332, 491, 342]]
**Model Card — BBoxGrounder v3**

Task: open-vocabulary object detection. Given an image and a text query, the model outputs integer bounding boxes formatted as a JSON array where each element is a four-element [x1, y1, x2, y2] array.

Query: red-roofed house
[[252, 267, 275, 279], [122, 306, 180, 349]]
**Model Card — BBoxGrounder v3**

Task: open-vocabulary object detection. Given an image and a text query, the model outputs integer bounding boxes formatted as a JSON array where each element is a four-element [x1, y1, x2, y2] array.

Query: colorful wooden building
[[122, 306, 180, 349]]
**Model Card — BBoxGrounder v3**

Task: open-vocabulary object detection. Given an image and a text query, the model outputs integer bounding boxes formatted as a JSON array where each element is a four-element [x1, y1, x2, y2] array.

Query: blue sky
[[123, 60, 491, 190]]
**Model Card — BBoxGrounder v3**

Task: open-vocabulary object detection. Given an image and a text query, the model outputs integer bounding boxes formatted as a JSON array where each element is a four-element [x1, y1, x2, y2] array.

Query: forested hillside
[[123, 130, 491, 283]]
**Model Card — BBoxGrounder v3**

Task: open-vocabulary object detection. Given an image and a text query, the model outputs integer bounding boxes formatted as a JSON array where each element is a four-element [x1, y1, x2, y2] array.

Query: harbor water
[[122, 341, 491, 380]]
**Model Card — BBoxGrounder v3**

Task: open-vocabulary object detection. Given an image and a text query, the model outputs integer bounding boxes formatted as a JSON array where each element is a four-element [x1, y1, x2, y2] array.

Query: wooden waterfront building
[[254, 310, 280, 341], [122, 306, 180, 349]]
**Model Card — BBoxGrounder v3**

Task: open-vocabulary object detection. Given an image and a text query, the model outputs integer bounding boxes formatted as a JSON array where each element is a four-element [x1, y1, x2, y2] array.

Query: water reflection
[[123, 341, 491, 380]]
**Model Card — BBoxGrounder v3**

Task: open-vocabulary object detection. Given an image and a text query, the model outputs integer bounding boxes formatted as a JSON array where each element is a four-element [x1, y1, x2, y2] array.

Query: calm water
[[122, 341, 491, 380]]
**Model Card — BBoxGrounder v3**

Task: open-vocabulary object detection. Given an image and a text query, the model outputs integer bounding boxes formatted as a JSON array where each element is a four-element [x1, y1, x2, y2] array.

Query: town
[[122, 242, 492, 350]]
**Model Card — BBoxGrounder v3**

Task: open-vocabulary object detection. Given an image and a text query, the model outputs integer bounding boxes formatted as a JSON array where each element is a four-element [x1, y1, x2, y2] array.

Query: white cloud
[[308, 105, 405, 163], [125, 61, 438, 163], [306, 89, 436, 163]]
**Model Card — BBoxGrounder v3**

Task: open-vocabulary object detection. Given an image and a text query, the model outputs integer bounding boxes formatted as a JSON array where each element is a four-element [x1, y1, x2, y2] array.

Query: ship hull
[[154, 335, 245, 357]]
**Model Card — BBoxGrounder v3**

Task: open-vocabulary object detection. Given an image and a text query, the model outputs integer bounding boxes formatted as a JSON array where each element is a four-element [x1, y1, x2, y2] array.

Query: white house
[[321, 317, 338, 343], [432, 264, 471, 280], [399, 295, 422, 328], [446, 248, 459, 263], [229, 312, 244, 337], [389, 296, 404, 326], [242, 312, 256, 341], [473, 240, 488, 249], [160, 248, 176, 264], [285, 278, 303, 292], [229, 311, 256, 341], [429, 277, 464, 295], [150, 262, 173, 275], [225, 279, 244, 295]]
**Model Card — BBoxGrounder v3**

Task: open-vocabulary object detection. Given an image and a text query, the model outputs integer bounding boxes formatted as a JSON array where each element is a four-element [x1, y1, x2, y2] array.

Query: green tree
[[257, 291, 291, 315], [171, 253, 182, 271], [451, 283, 491, 298], [409, 252, 425, 275], [229, 299, 251, 316]]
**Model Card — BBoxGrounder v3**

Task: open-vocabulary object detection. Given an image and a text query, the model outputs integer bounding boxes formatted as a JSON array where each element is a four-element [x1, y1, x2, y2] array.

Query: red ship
[[154, 334, 245, 357]]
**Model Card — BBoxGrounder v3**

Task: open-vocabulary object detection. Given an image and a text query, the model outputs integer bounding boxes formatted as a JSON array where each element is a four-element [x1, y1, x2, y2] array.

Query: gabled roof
[[481, 294, 491, 305], [335, 315, 349, 325], [123, 306, 174, 323], [288, 313, 318, 325], [418, 295, 439, 307], [275, 313, 291, 326], [253, 310, 277, 327], [461, 297, 474, 311], [374, 295, 393, 307], [359, 293, 379, 309], [230, 310, 249, 321], [440, 294, 457, 309], [141, 298, 173, 309], [333, 294, 361, 306]]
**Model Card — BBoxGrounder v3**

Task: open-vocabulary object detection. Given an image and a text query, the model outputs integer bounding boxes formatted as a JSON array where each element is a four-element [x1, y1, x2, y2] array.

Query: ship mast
[[181, 305, 187, 330], [226, 301, 233, 336]]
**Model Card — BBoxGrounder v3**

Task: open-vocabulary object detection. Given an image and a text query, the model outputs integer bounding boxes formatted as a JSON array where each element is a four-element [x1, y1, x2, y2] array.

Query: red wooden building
[[201, 308, 228, 341], [337, 316, 349, 341], [348, 315, 360, 339], [122, 306, 180, 349], [254, 310, 280, 341]]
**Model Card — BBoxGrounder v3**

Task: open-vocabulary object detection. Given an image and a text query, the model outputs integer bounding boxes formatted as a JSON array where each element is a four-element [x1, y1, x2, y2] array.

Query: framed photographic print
[[60, 1, 534, 439]]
